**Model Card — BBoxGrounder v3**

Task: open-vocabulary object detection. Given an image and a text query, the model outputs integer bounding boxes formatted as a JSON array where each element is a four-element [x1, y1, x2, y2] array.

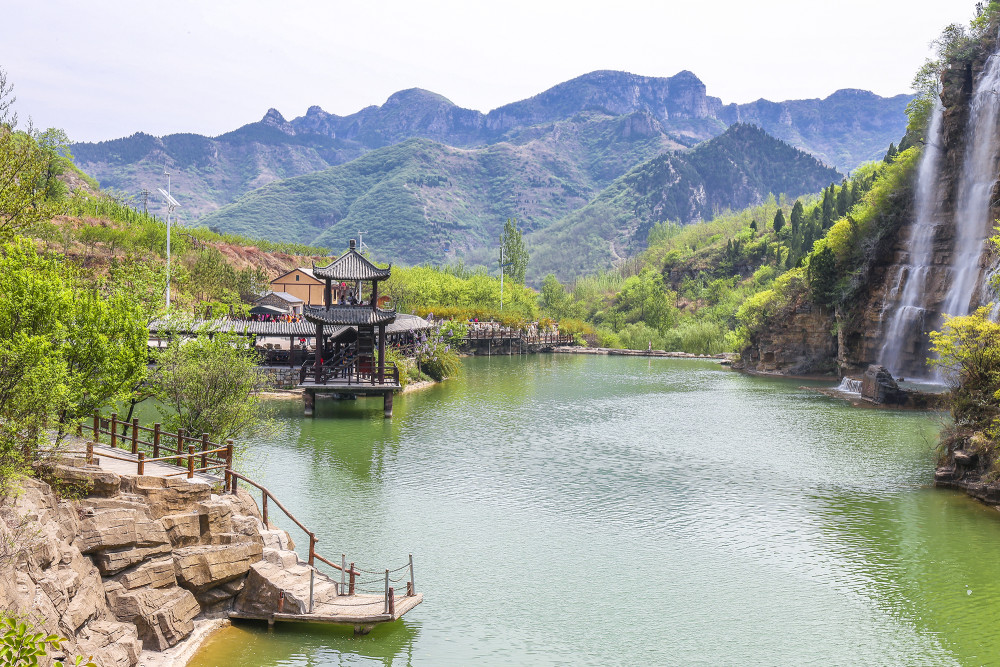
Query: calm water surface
[[190, 355, 1000, 666]]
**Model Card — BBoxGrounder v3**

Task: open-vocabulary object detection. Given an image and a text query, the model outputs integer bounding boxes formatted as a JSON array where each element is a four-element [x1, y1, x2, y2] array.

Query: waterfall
[[877, 101, 944, 376], [940, 46, 1000, 318], [836, 377, 863, 394], [879, 39, 1000, 378]]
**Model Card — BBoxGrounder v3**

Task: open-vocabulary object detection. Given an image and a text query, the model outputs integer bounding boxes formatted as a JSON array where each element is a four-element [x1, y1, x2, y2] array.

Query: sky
[[0, 0, 975, 143]]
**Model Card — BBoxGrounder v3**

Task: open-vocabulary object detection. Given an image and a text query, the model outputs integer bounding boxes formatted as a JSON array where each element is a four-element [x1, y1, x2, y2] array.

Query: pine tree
[[836, 182, 850, 217], [773, 209, 785, 234], [884, 142, 897, 163], [790, 200, 804, 236], [821, 186, 835, 228], [749, 219, 757, 233]]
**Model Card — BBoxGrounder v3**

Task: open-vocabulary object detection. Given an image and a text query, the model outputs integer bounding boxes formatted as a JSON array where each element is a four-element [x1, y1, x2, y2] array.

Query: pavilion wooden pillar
[[377, 324, 386, 384], [324, 279, 332, 308], [315, 323, 324, 372]]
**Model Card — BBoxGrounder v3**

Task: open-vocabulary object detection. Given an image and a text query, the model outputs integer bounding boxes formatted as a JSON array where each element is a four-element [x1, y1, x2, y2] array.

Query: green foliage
[[385, 264, 538, 323], [807, 246, 838, 307], [414, 327, 463, 382], [437, 320, 468, 347], [500, 217, 528, 284], [150, 331, 269, 443], [0, 238, 148, 489], [930, 307, 1000, 435], [0, 615, 95, 667]]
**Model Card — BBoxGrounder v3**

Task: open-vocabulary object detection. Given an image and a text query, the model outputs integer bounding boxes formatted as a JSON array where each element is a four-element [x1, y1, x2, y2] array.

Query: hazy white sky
[[1, 0, 974, 143]]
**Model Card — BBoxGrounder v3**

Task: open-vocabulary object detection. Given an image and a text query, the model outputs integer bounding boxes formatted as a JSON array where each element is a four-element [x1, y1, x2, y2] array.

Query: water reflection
[[191, 355, 1000, 666], [191, 618, 420, 667]]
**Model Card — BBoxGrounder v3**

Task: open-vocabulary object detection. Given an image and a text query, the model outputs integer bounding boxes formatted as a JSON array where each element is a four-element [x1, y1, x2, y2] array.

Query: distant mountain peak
[[260, 107, 295, 136], [384, 88, 455, 107]]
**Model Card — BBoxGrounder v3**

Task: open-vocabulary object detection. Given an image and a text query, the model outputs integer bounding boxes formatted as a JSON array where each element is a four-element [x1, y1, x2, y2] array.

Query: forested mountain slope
[[529, 124, 843, 280], [70, 70, 907, 221]]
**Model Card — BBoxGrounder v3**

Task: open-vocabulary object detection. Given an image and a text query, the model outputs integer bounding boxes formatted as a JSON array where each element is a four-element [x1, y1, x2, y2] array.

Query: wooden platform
[[297, 380, 399, 394], [230, 593, 423, 628]]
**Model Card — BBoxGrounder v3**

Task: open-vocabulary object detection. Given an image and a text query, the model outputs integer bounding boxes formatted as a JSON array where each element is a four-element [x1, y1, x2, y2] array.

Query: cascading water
[[877, 102, 944, 377], [836, 377, 863, 394], [879, 37, 1000, 379], [940, 44, 1000, 318]]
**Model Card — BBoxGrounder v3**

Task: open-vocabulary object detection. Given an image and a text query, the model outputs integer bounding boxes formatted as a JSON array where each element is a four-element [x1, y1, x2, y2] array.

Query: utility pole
[[138, 188, 149, 215], [158, 172, 180, 310]]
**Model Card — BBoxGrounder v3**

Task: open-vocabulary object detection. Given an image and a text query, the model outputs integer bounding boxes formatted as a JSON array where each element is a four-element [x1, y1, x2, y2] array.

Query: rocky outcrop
[[860, 364, 908, 405], [0, 468, 289, 665], [740, 298, 837, 374]]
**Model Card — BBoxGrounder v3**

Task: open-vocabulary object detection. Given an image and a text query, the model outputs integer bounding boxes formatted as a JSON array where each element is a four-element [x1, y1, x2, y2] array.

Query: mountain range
[[70, 70, 908, 280]]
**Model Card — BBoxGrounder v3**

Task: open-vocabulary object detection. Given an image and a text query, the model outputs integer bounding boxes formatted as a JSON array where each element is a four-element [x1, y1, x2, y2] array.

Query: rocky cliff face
[[841, 47, 994, 375], [739, 297, 837, 375], [0, 460, 293, 665]]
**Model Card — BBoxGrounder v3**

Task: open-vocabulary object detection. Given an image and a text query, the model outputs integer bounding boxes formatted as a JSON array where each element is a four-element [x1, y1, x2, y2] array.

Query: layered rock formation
[[0, 463, 295, 665]]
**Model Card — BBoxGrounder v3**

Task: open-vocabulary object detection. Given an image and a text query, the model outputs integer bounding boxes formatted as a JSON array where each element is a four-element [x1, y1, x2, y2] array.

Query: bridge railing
[[76, 411, 416, 615], [227, 469, 415, 613], [80, 411, 233, 480]]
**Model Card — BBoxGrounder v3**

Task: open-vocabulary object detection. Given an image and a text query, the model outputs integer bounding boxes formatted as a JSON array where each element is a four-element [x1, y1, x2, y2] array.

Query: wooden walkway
[[59, 413, 423, 632]]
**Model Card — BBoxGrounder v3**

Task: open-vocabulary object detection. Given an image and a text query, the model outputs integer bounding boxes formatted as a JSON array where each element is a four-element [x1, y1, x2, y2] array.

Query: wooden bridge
[[463, 325, 576, 355], [63, 412, 423, 633]]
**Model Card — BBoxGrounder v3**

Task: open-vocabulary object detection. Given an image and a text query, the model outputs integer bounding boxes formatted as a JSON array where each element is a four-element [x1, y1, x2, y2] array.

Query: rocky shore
[[0, 459, 301, 666]]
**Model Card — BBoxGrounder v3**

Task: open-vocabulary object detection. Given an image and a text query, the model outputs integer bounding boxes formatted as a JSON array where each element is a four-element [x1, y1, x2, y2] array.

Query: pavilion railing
[[299, 358, 400, 387]]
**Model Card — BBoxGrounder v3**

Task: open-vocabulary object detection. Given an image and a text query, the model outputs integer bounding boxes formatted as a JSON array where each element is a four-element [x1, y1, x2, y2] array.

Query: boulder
[[172, 537, 263, 593], [104, 582, 199, 651], [196, 498, 233, 535], [111, 557, 177, 590], [119, 476, 212, 519], [75, 505, 168, 554], [77, 620, 141, 667], [861, 364, 908, 405], [161, 512, 202, 547], [92, 543, 172, 576], [45, 463, 121, 497], [235, 561, 307, 616]]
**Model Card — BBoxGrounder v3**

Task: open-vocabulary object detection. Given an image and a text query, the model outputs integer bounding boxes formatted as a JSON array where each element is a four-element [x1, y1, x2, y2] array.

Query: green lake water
[[189, 354, 1000, 666]]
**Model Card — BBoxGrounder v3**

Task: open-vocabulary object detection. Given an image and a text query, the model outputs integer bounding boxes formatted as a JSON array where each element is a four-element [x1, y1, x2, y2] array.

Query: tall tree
[[773, 209, 785, 234], [500, 217, 528, 284], [790, 200, 804, 237], [836, 181, 850, 216]]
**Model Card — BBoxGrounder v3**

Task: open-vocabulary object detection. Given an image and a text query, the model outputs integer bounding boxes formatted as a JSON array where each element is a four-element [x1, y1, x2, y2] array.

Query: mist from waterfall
[[878, 102, 944, 377], [940, 47, 1000, 318]]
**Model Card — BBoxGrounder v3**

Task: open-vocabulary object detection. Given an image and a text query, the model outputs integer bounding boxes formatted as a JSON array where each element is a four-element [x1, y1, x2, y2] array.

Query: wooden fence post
[[93, 411, 100, 444], [263, 495, 269, 527], [153, 424, 161, 458], [349, 563, 356, 596], [224, 440, 233, 492], [110, 413, 118, 449], [137, 452, 145, 476], [86, 442, 94, 465], [187, 445, 195, 479], [388, 586, 395, 617], [131, 418, 139, 454], [201, 433, 209, 469], [308, 534, 316, 567]]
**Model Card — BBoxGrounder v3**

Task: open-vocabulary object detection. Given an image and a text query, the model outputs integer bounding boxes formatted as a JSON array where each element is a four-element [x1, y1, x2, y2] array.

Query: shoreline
[[139, 612, 231, 667], [551, 346, 734, 361]]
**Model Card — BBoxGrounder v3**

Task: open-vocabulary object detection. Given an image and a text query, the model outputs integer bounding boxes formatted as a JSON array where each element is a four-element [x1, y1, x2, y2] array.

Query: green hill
[[528, 124, 843, 281]]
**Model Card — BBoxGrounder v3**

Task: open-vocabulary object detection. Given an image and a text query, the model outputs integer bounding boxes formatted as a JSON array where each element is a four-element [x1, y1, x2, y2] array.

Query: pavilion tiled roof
[[148, 319, 319, 336], [312, 249, 391, 281], [303, 305, 397, 327]]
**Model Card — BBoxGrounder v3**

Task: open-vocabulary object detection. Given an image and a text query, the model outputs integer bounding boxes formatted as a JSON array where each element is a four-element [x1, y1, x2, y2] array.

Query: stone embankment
[[0, 460, 302, 666]]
